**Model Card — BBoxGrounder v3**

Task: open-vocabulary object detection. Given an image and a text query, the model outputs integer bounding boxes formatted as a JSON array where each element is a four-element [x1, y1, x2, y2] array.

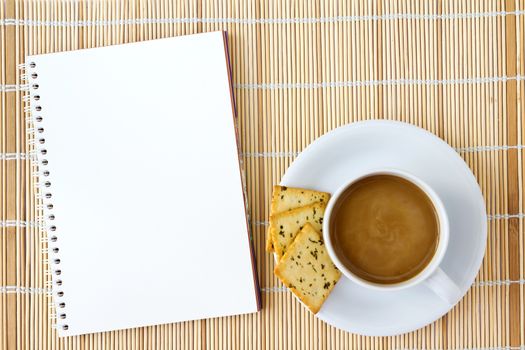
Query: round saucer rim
[[279, 120, 487, 336]]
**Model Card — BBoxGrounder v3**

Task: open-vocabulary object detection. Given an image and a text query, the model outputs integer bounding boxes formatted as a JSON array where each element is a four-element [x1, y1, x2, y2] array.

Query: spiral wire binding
[[20, 62, 69, 332]]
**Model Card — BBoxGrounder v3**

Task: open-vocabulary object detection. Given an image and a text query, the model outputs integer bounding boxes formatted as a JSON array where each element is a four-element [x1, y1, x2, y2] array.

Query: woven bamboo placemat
[[1, 0, 524, 349]]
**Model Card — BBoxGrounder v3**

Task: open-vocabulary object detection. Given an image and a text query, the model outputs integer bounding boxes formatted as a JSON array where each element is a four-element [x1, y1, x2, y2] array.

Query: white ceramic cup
[[323, 168, 462, 305]]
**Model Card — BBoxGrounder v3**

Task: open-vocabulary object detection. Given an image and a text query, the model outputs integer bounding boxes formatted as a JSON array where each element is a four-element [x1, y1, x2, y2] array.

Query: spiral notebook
[[24, 31, 261, 337]]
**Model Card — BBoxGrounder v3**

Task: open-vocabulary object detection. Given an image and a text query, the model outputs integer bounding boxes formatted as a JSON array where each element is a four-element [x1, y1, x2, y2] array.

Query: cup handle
[[423, 267, 462, 305]]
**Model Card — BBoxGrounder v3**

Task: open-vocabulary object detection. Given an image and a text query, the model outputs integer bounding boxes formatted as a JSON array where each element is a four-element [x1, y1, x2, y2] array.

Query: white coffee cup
[[322, 168, 462, 305]]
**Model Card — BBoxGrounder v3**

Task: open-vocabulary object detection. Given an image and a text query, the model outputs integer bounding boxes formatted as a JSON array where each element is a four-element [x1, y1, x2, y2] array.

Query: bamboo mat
[[1, 0, 524, 349]]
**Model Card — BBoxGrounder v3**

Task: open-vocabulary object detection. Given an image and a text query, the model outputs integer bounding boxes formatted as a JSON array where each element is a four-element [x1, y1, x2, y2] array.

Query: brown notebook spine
[[222, 31, 262, 310]]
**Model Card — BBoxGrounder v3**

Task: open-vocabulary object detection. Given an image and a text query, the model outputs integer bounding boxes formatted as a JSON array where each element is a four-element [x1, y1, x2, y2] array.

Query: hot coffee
[[329, 174, 439, 284]]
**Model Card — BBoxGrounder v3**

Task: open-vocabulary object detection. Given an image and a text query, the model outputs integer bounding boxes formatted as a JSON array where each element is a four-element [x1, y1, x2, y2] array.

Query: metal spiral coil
[[21, 61, 69, 332]]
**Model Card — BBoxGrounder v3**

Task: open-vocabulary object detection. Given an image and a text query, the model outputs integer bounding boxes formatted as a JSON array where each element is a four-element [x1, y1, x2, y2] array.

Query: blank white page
[[26, 31, 260, 337]]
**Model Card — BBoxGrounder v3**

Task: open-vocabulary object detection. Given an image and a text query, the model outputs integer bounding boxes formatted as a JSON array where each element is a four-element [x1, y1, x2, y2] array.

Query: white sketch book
[[24, 31, 261, 337]]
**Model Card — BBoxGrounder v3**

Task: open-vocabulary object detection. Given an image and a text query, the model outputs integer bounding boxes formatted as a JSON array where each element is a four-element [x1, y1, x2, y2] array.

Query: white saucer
[[279, 120, 487, 336]]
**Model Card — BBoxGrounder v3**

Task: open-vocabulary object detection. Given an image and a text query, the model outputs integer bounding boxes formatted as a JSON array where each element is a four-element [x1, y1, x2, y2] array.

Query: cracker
[[267, 186, 330, 253], [274, 223, 341, 314], [271, 186, 330, 213], [270, 201, 326, 259], [265, 227, 274, 252]]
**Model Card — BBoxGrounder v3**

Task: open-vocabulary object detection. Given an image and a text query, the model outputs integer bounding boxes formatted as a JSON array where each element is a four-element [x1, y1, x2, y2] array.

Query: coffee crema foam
[[330, 175, 439, 284]]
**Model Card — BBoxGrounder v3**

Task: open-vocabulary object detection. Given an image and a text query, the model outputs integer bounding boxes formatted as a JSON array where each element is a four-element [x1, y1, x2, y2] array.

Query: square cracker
[[267, 186, 330, 253], [266, 227, 275, 252], [274, 223, 341, 314], [270, 201, 326, 259], [271, 186, 331, 213]]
